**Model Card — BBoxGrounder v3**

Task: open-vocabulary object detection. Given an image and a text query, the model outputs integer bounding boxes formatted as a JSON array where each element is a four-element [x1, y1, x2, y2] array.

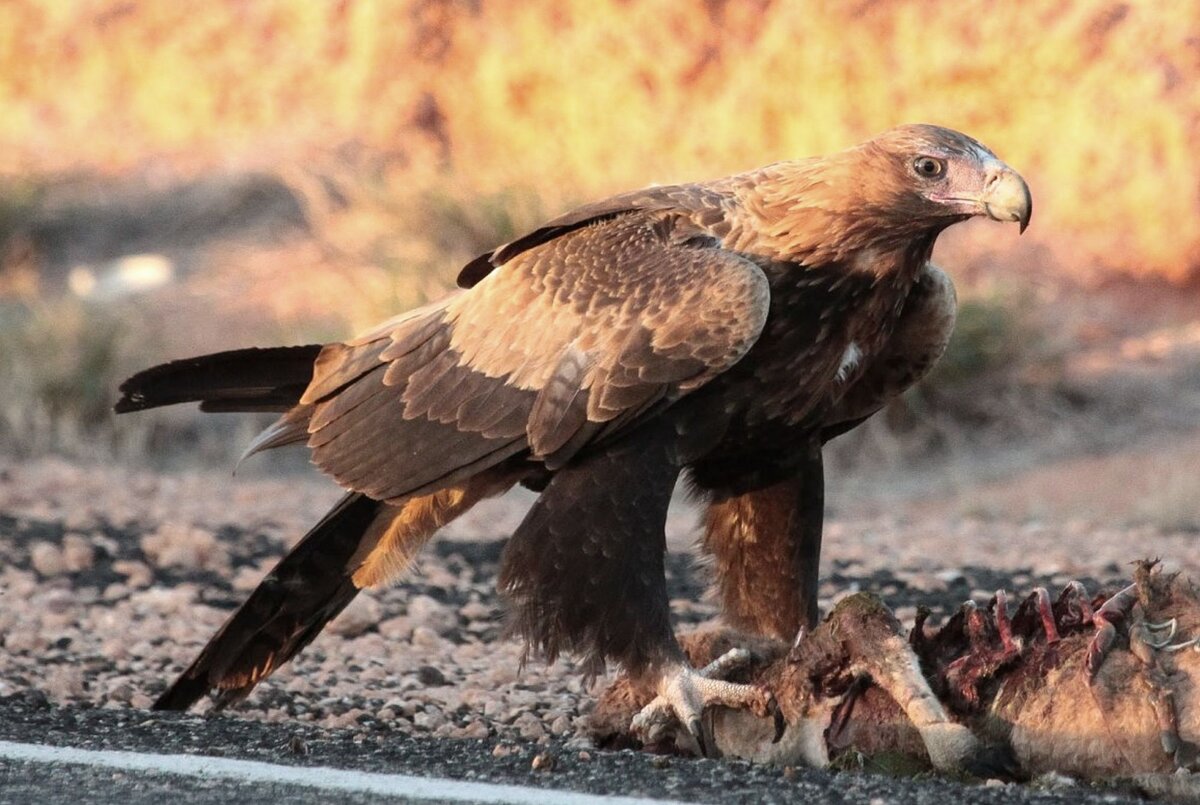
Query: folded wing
[[291, 206, 770, 503]]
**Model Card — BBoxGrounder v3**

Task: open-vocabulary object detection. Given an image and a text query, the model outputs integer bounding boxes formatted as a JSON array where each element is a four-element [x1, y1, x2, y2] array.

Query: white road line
[[0, 739, 697, 805]]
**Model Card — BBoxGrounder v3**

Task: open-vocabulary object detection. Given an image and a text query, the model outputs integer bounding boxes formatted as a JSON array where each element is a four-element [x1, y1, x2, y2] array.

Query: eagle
[[116, 124, 1030, 750]]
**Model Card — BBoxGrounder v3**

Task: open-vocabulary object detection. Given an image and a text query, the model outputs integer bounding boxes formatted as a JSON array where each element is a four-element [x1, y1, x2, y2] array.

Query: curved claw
[[629, 657, 776, 757]]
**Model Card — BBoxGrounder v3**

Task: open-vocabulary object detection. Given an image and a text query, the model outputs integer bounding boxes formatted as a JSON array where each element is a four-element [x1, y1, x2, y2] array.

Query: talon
[[687, 718, 707, 758], [629, 659, 775, 757]]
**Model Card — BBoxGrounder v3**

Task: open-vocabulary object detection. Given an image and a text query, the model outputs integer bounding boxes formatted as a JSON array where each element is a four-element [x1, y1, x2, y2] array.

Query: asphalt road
[[0, 693, 1152, 805]]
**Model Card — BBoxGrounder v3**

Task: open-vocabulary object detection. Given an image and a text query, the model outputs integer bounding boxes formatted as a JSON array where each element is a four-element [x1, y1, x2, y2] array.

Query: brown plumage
[[116, 124, 1031, 729]]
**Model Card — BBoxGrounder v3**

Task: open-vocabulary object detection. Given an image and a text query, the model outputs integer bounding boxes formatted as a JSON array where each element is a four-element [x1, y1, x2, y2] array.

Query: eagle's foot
[[630, 650, 779, 757]]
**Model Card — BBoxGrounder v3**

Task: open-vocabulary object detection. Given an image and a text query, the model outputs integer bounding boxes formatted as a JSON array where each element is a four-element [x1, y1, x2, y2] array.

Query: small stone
[[459, 720, 489, 739], [288, 736, 309, 755], [410, 626, 444, 650], [328, 594, 381, 637], [378, 616, 413, 641], [103, 583, 130, 601], [416, 665, 447, 686], [651, 755, 671, 769], [412, 710, 446, 730], [782, 766, 797, 781], [408, 595, 457, 635], [514, 712, 546, 740], [61, 535, 95, 572], [113, 560, 153, 588], [531, 752, 556, 772], [577, 751, 591, 762], [549, 714, 571, 735], [30, 542, 65, 577], [492, 743, 518, 758]]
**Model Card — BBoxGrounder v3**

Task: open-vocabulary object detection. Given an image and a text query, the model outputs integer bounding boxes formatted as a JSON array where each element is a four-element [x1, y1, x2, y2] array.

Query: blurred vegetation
[[2, 0, 1198, 282], [0, 0, 1195, 463], [0, 298, 130, 455]]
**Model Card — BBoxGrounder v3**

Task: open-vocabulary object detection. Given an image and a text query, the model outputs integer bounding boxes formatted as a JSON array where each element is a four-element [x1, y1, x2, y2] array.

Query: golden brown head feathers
[[737, 124, 1031, 264]]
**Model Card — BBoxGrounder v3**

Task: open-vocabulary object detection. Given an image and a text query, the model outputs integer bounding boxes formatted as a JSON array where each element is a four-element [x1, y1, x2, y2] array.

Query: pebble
[[407, 594, 457, 634], [410, 625, 444, 651], [459, 720, 489, 739], [329, 594, 381, 637], [29, 542, 66, 577], [61, 535, 95, 572], [513, 712, 546, 740], [412, 710, 446, 731], [530, 752, 555, 771], [112, 560, 153, 588], [416, 665, 448, 686], [378, 616, 414, 641]]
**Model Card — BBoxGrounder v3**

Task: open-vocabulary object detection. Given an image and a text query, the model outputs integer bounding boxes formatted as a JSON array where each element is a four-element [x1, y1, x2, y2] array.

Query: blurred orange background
[[2, 0, 1199, 472], [3, 0, 1198, 284]]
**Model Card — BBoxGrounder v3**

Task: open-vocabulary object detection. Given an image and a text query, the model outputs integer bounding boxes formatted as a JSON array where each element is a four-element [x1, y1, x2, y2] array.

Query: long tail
[[115, 345, 323, 414], [152, 470, 519, 712], [153, 492, 382, 711]]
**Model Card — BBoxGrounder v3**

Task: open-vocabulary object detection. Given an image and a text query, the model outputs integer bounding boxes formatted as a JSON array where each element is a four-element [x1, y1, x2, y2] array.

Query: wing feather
[[300, 204, 769, 503]]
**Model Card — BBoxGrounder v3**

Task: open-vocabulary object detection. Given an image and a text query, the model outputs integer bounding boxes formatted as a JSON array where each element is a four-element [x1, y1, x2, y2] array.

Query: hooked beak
[[979, 164, 1032, 234]]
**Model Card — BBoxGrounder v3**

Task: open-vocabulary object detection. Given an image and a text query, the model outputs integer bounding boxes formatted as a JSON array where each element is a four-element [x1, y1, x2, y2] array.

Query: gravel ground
[[1, 456, 1195, 802]]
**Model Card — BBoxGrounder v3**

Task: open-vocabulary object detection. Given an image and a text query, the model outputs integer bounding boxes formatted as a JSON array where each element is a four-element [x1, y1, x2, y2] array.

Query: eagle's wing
[[455, 185, 706, 288], [297, 204, 770, 503]]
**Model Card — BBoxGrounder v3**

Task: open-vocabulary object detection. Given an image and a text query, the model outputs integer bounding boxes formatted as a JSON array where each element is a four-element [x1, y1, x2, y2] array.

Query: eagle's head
[[754, 124, 1032, 265], [858, 123, 1032, 235]]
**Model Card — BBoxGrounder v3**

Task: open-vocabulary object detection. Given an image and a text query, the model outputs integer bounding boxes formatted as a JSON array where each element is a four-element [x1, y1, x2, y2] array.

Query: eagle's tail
[[114, 345, 323, 414], [153, 492, 381, 711], [152, 469, 519, 712]]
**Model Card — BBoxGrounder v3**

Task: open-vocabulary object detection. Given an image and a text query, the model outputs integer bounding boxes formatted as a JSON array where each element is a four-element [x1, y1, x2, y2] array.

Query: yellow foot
[[629, 648, 780, 757]]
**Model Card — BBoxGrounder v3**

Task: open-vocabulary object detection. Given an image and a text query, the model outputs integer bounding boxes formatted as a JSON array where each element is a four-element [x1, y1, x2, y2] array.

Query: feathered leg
[[500, 420, 774, 755], [500, 420, 683, 676], [701, 439, 824, 640]]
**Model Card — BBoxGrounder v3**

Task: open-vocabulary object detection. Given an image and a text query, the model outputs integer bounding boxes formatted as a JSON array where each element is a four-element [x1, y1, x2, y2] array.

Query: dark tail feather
[[115, 345, 323, 414], [153, 493, 382, 711]]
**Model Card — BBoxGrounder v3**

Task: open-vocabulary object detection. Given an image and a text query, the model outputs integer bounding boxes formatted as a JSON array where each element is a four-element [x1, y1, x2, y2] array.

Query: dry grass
[[1, 0, 1198, 284]]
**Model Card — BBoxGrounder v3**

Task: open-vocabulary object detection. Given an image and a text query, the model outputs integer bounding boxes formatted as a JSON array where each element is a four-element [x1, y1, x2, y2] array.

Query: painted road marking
[[0, 739, 697, 805]]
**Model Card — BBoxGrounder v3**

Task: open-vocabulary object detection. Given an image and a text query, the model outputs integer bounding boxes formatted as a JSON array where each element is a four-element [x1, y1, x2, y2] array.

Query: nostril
[[985, 172, 1001, 190]]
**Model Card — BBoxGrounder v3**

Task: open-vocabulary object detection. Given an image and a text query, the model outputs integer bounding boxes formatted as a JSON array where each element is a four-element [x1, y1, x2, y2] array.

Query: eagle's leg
[[700, 440, 825, 642], [500, 419, 776, 754]]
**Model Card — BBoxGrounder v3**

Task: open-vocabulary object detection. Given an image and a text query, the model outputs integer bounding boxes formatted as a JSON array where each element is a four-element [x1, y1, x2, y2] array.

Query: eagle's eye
[[913, 157, 946, 179]]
